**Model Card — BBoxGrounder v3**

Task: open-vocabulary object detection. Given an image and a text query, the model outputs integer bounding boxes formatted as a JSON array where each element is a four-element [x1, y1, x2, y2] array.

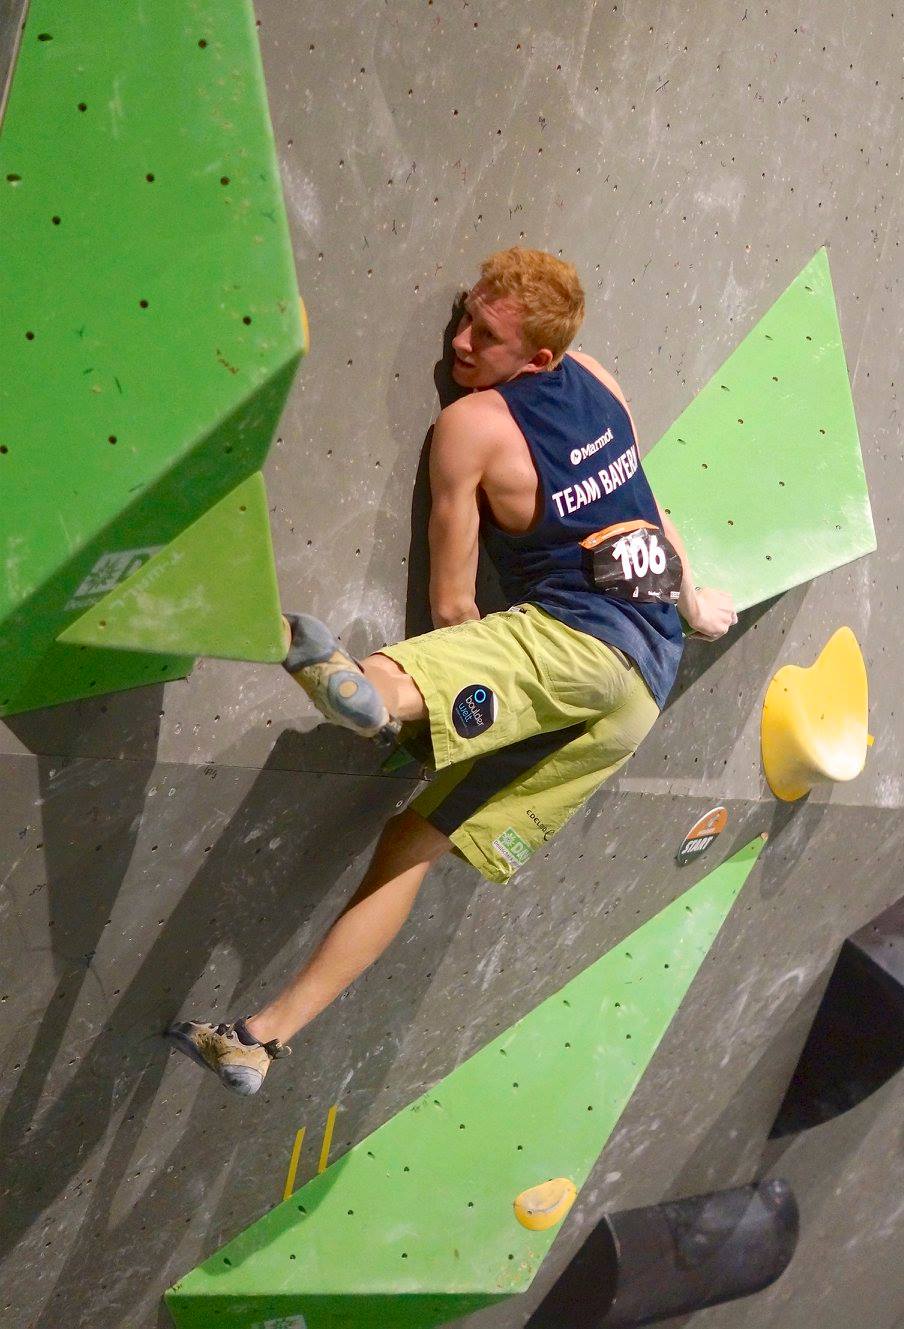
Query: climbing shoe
[[282, 612, 401, 746], [165, 1018, 291, 1096]]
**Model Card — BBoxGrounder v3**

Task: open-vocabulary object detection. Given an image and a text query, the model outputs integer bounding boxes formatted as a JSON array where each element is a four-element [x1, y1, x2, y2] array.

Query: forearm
[[428, 541, 480, 625], [659, 511, 699, 626], [655, 502, 737, 640], [427, 511, 480, 627]]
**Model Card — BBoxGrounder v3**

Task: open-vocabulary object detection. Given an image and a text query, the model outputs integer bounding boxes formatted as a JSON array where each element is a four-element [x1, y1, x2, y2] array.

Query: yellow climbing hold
[[761, 626, 869, 802], [299, 296, 311, 355], [513, 1177, 577, 1232]]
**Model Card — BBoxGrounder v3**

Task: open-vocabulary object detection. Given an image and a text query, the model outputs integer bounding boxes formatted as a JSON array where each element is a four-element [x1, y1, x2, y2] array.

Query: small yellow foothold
[[298, 296, 311, 354], [514, 1178, 577, 1231], [867, 734, 875, 747], [282, 1126, 306, 1202], [318, 1104, 338, 1174]]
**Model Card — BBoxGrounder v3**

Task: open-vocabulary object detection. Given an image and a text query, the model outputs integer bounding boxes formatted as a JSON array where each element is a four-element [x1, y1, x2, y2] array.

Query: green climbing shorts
[[378, 604, 660, 884]]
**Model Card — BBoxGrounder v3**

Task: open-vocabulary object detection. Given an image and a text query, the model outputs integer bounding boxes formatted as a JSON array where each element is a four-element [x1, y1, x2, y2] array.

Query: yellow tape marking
[[282, 1127, 306, 1202], [318, 1104, 338, 1174]]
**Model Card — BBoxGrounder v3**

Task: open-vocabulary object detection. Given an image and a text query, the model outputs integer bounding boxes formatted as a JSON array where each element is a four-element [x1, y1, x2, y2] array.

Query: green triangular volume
[[166, 838, 765, 1329], [60, 473, 286, 663], [644, 249, 875, 612]]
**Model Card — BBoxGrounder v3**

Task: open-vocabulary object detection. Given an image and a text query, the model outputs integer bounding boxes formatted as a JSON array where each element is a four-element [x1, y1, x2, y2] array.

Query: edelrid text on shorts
[[526, 808, 555, 840]]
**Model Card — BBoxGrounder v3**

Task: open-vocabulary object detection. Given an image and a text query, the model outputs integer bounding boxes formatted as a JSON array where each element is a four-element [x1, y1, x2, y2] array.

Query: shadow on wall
[[627, 582, 814, 786], [666, 593, 788, 710], [1, 682, 167, 1243], [373, 286, 506, 647], [0, 700, 478, 1328], [663, 974, 832, 1209]]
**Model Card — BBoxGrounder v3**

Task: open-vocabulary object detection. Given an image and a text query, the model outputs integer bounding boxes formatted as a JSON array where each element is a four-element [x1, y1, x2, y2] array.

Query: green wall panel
[[645, 249, 875, 612]]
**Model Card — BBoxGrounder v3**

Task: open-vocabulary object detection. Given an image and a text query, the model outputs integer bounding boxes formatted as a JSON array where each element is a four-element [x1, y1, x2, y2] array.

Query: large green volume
[[645, 249, 875, 612], [0, 0, 305, 714], [166, 838, 765, 1329]]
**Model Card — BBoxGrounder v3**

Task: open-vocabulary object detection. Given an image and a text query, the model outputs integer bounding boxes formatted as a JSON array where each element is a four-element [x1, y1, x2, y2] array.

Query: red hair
[[479, 246, 585, 360]]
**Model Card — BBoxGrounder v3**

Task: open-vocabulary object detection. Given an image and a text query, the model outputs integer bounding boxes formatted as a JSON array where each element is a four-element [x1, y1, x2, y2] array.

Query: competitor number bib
[[580, 519, 683, 604]]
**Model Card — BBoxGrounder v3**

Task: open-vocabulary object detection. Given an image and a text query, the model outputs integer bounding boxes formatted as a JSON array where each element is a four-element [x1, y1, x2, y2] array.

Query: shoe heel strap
[[264, 1038, 292, 1059]]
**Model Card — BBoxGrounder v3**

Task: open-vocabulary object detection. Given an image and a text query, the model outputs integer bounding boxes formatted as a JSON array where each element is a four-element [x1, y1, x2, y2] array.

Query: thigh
[[411, 669, 660, 884], [519, 604, 638, 714], [378, 605, 635, 770]]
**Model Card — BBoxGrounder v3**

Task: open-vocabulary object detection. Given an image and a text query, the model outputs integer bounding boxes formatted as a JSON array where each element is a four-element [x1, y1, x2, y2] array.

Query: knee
[[361, 654, 427, 723], [381, 807, 451, 864]]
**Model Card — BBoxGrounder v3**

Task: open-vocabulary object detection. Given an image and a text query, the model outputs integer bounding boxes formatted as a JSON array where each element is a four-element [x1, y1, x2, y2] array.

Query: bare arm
[[654, 501, 699, 624], [427, 402, 485, 627], [655, 500, 736, 640]]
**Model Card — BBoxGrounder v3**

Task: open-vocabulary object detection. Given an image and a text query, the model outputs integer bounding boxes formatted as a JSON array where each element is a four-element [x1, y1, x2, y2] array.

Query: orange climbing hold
[[514, 1177, 577, 1231], [761, 626, 869, 802]]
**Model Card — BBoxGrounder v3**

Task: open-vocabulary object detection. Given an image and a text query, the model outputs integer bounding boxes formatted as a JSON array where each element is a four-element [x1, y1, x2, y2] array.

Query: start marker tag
[[676, 806, 728, 865]]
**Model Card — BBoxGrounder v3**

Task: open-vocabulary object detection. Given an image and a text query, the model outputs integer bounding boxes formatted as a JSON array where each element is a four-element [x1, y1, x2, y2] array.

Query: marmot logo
[[569, 427, 614, 466]]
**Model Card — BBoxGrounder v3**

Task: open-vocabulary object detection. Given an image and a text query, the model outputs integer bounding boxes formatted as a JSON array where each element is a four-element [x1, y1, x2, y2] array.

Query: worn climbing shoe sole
[[166, 1019, 290, 1097], [282, 612, 401, 746]]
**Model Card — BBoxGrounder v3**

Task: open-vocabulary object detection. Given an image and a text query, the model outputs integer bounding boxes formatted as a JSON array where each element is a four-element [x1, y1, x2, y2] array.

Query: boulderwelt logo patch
[[452, 684, 497, 738]]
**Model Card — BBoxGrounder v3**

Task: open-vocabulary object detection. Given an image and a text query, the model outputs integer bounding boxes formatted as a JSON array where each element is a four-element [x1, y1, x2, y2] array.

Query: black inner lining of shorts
[[427, 721, 586, 837]]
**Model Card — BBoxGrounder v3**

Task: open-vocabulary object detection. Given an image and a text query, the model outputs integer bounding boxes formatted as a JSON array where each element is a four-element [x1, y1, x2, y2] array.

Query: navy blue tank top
[[483, 354, 683, 710]]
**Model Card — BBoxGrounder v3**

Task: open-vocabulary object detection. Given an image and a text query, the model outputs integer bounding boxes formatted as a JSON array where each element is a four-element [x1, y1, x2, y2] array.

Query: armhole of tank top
[[566, 353, 637, 445], [486, 387, 551, 541]]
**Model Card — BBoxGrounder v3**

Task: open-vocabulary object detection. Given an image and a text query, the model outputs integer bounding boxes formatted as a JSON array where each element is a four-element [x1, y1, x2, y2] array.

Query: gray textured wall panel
[[1, 2, 902, 1328]]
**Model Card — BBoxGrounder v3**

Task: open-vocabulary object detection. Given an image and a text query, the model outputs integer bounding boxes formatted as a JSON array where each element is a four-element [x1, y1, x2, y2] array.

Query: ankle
[[243, 1014, 274, 1044]]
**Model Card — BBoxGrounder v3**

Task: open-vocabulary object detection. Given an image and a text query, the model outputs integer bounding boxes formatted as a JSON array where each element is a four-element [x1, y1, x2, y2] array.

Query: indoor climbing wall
[[1, 4, 902, 1329]]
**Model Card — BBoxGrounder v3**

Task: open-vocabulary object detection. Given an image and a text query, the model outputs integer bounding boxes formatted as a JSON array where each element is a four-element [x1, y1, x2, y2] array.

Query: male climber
[[167, 247, 736, 1094]]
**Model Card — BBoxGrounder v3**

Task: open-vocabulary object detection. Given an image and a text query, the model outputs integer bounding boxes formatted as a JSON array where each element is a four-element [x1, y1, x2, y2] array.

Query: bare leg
[[244, 808, 449, 1046], [361, 651, 428, 723]]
